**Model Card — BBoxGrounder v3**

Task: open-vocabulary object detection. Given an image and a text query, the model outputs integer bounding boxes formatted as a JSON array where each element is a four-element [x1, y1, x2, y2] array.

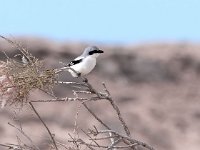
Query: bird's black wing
[[68, 58, 83, 66]]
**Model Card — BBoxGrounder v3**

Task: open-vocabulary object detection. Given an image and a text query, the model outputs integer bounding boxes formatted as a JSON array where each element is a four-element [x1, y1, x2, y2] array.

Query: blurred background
[[1, 0, 200, 150]]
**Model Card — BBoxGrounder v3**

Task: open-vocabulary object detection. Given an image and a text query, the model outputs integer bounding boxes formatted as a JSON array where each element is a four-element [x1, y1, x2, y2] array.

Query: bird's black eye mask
[[89, 50, 104, 55]]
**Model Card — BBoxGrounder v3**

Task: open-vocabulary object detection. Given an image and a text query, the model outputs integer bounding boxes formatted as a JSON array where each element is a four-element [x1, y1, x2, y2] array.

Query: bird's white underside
[[68, 55, 97, 77]]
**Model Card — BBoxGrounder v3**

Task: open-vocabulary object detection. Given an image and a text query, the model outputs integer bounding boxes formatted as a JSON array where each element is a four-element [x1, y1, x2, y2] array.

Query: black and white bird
[[67, 46, 104, 77]]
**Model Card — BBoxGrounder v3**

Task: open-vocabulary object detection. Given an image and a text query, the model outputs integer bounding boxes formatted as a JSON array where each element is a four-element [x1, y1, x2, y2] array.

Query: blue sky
[[0, 0, 200, 44]]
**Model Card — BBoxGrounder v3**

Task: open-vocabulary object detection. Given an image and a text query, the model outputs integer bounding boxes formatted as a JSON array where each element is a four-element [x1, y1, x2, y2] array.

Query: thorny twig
[[89, 129, 155, 150], [0, 36, 155, 150], [81, 129, 100, 147], [8, 122, 40, 150], [31, 68, 154, 150], [102, 82, 131, 137], [29, 102, 58, 150], [65, 77, 154, 150], [0, 143, 16, 149], [77, 78, 131, 137], [0, 35, 35, 64], [82, 102, 111, 130], [0, 143, 34, 150]]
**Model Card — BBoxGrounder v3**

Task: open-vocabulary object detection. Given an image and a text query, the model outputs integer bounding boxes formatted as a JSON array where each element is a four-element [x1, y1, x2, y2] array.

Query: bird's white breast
[[70, 56, 96, 76]]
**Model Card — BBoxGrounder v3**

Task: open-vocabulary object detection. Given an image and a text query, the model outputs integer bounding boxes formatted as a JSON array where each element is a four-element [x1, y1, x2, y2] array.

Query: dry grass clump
[[0, 36, 57, 108]]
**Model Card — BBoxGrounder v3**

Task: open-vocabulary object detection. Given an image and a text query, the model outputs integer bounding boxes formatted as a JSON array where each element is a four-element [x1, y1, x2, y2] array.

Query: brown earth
[[0, 37, 200, 150]]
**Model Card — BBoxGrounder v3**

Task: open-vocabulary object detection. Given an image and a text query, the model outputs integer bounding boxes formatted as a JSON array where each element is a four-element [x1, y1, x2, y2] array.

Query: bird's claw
[[77, 72, 81, 77], [83, 78, 88, 83]]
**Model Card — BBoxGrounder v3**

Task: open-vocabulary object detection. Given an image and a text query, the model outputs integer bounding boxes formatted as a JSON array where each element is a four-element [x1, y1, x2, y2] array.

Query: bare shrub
[[0, 36, 155, 150]]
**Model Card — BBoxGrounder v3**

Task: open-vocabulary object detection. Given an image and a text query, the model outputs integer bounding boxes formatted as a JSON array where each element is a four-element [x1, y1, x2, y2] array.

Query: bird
[[67, 46, 104, 77]]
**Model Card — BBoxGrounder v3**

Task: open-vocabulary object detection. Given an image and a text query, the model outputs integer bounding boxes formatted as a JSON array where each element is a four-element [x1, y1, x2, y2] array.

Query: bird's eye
[[89, 50, 97, 55]]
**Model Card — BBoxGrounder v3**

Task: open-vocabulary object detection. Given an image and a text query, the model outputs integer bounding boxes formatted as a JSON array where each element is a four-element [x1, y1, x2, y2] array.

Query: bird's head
[[82, 46, 104, 58]]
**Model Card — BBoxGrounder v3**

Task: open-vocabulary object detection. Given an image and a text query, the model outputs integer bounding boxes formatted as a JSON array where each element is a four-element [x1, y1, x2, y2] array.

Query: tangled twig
[[0, 36, 155, 150], [29, 102, 58, 150]]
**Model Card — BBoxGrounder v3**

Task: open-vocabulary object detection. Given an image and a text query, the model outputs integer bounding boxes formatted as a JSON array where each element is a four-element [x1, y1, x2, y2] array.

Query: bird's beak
[[97, 50, 104, 53]]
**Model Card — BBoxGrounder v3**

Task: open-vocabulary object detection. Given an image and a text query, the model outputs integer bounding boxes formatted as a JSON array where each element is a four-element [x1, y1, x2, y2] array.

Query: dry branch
[[29, 102, 58, 150], [0, 36, 155, 150]]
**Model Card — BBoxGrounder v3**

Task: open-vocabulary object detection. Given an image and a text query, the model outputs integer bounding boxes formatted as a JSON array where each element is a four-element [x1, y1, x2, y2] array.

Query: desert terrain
[[0, 37, 200, 150]]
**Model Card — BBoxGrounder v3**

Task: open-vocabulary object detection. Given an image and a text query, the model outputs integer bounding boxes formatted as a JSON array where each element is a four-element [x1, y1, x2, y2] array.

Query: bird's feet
[[76, 72, 81, 77], [75, 72, 87, 82], [82, 77, 88, 83]]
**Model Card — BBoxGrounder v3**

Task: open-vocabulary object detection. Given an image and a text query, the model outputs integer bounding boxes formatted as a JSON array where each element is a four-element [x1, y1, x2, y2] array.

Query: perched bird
[[67, 46, 104, 77]]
